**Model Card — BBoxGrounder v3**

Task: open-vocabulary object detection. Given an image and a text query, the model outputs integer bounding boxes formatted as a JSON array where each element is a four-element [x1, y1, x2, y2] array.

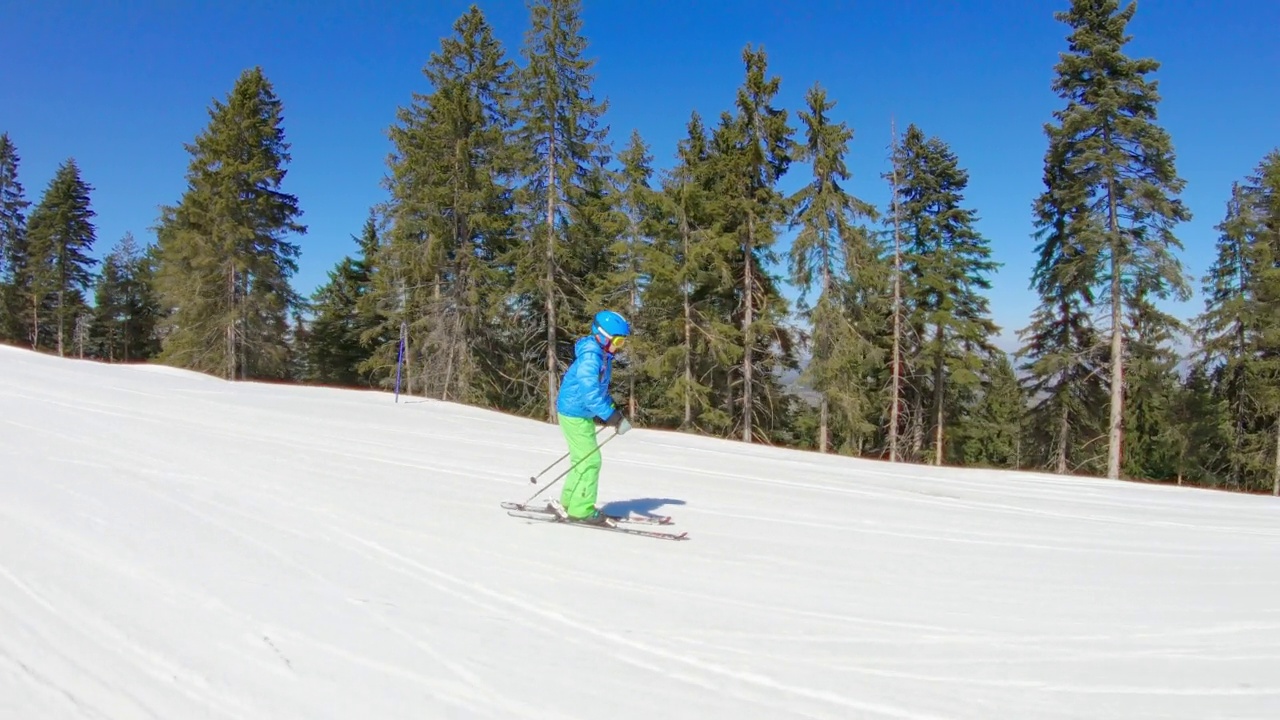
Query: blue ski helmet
[[592, 310, 630, 352]]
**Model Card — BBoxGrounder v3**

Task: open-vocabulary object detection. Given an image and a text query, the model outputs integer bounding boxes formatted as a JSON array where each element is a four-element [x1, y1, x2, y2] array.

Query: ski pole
[[523, 430, 619, 505], [528, 425, 607, 484]]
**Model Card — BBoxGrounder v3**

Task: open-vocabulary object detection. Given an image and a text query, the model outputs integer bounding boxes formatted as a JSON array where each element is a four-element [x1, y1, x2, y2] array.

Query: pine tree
[[1171, 363, 1229, 487], [602, 130, 659, 418], [513, 0, 612, 420], [379, 5, 520, 404], [91, 244, 126, 359], [1196, 182, 1255, 487], [958, 351, 1025, 468], [308, 215, 381, 386], [1044, 0, 1192, 479], [153, 67, 306, 380], [706, 44, 797, 443], [0, 132, 31, 344], [1017, 117, 1109, 475], [25, 158, 98, 355], [1121, 287, 1183, 481], [565, 156, 627, 322], [285, 311, 309, 382], [1247, 151, 1280, 495], [642, 113, 723, 430], [1199, 151, 1280, 493], [885, 119, 906, 462], [788, 83, 882, 453], [91, 232, 160, 361], [892, 124, 999, 465]]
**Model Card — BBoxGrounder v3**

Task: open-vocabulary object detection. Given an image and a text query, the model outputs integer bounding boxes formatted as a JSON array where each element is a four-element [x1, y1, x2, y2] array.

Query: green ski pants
[[558, 414, 602, 518]]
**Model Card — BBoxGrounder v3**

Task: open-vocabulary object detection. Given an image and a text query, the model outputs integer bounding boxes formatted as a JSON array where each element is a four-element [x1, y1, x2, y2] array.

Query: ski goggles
[[599, 331, 628, 352]]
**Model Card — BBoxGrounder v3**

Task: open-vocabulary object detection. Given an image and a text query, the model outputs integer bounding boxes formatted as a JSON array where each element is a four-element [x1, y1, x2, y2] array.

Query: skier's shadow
[[600, 497, 686, 518]]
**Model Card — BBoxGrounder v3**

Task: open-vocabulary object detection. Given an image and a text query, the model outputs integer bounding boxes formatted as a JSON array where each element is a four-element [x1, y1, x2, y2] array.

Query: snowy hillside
[[2, 344, 1278, 719]]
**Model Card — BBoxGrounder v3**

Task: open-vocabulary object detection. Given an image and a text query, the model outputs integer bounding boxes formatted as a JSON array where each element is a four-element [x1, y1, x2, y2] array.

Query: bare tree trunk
[[545, 133, 558, 423], [405, 330, 414, 398], [1107, 171, 1124, 480], [239, 271, 248, 381], [56, 288, 64, 357], [226, 262, 236, 381], [628, 229, 639, 418], [819, 253, 831, 454], [819, 399, 829, 453], [742, 211, 756, 443], [443, 318, 456, 403], [30, 293, 40, 350], [909, 388, 924, 461], [682, 211, 693, 429], [933, 325, 945, 466], [1273, 419, 1279, 497], [889, 118, 902, 463], [1056, 398, 1070, 474]]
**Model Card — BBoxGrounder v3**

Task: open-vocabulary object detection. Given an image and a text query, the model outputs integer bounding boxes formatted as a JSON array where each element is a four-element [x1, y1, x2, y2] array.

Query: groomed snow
[[2, 343, 1278, 719]]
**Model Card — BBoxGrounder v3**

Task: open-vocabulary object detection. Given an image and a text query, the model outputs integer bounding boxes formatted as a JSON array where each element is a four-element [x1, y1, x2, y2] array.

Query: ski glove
[[604, 409, 633, 435]]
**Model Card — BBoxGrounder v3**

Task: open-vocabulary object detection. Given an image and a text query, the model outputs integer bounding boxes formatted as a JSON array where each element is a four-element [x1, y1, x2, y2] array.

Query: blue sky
[[4, 0, 1276, 352]]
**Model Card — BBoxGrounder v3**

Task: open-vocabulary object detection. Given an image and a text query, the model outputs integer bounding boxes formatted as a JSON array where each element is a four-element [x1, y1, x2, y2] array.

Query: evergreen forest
[[3, 0, 1278, 494]]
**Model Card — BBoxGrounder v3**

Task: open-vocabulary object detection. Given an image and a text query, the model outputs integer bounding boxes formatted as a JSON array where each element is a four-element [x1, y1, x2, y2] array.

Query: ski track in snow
[[2, 345, 1279, 719]]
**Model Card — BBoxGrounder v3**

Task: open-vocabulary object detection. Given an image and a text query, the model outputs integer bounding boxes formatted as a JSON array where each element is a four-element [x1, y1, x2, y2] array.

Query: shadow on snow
[[599, 497, 686, 518]]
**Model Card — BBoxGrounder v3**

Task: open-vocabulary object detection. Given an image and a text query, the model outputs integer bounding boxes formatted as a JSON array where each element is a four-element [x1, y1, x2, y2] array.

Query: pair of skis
[[501, 501, 689, 541]]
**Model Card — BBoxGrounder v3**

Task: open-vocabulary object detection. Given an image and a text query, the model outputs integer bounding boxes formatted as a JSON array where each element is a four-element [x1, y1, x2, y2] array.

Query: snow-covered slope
[[2, 344, 1278, 720]]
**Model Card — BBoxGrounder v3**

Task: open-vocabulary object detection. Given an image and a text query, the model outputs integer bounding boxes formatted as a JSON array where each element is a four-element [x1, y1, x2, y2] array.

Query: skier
[[554, 309, 633, 524]]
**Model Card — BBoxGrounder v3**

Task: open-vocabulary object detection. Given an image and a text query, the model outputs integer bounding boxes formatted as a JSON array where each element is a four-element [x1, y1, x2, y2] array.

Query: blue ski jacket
[[556, 335, 616, 421]]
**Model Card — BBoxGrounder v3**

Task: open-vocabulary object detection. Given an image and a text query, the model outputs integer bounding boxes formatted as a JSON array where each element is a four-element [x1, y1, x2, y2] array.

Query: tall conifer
[[308, 215, 381, 386], [643, 113, 722, 430], [380, 6, 519, 404], [154, 67, 305, 380], [0, 133, 31, 343], [514, 0, 612, 420], [892, 125, 999, 464], [706, 45, 797, 442], [25, 159, 97, 355], [1042, 0, 1191, 478], [91, 232, 160, 362], [788, 84, 882, 453]]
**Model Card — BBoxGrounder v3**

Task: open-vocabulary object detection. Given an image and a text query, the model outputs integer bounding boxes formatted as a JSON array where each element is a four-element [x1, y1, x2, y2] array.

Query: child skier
[[554, 310, 633, 524]]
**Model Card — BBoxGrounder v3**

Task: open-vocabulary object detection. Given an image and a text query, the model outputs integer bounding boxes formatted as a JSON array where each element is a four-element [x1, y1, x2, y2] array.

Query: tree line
[[1, 0, 1277, 494]]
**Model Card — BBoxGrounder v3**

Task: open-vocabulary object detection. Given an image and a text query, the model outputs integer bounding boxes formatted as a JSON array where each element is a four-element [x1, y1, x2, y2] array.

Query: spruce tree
[[513, 0, 612, 420], [0, 132, 31, 344], [958, 351, 1025, 468], [379, 5, 519, 404], [788, 83, 882, 453], [1172, 363, 1229, 487], [1247, 151, 1280, 494], [1017, 122, 1108, 475], [892, 124, 999, 465], [642, 113, 724, 430], [1199, 151, 1280, 493], [885, 120, 906, 462], [91, 239, 128, 360], [91, 232, 160, 361], [1196, 182, 1255, 487], [1121, 287, 1183, 481], [706, 44, 797, 443], [25, 158, 98, 355], [308, 215, 381, 386], [601, 130, 659, 417], [153, 67, 305, 380], [1044, 0, 1191, 479]]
